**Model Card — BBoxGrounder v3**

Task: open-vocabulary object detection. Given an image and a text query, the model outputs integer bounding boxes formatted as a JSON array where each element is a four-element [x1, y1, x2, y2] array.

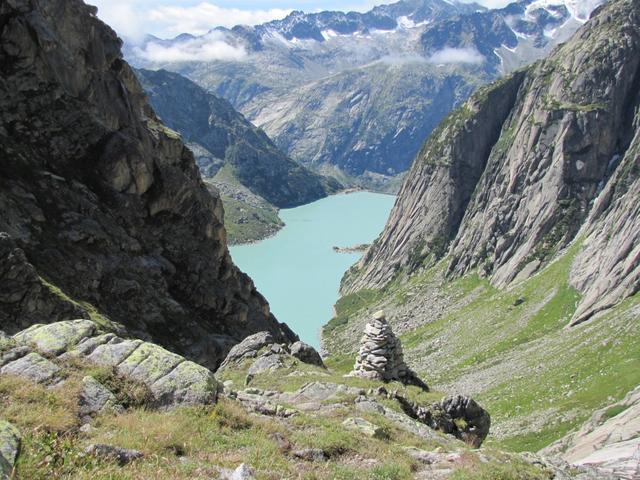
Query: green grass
[[602, 404, 629, 421], [221, 194, 284, 245]]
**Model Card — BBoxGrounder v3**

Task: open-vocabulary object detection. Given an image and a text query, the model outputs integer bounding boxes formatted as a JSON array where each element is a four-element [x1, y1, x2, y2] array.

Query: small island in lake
[[333, 243, 370, 254]]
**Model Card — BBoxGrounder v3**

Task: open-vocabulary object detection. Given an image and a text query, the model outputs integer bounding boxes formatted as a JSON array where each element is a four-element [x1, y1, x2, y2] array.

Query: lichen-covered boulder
[[0, 352, 60, 383], [6, 320, 219, 408], [14, 320, 97, 356], [0, 421, 20, 479]]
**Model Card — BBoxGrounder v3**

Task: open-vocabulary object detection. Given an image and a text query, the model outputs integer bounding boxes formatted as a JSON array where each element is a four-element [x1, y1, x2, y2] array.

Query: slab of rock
[[14, 320, 97, 356], [289, 341, 324, 367], [0, 421, 20, 479], [247, 354, 284, 376], [85, 444, 143, 466], [8, 321, 218, 408], [0, 352, 60, 383], [78, 376, 117, 419], [342, 417, 386, 439], [542, 385, 640, 479], [351, 311, 428, 389]]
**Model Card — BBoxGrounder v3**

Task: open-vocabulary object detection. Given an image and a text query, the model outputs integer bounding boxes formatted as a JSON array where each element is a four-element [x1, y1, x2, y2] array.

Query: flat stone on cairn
[[351, 311, 428, 390]]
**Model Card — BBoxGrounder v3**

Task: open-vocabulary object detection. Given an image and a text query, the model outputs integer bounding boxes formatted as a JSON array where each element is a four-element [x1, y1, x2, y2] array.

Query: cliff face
[[345, 0, 640, 326], [136, 69, 339, 209], [0, 0, 296, 368]]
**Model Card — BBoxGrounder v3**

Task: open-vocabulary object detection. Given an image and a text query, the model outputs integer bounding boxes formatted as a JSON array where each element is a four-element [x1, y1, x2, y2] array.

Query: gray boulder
[[290, 341, 324, 367], [0, 352, 60, 383], [14, 320, 97, 356], [220, 332, 276, 368], [78, 376, 118, 419], [85, 444, 143, 466], [342, 417, 386, 439], [440, 395, 491, 448], [0, 421, 20, 479], [293, 448, 328, 462], [231, 463, 256, 480], [247, 354, 285, 376]]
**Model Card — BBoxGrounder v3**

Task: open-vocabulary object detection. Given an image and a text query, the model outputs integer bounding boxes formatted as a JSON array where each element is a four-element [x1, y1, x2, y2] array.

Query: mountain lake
[[230, 191, 396, 348]]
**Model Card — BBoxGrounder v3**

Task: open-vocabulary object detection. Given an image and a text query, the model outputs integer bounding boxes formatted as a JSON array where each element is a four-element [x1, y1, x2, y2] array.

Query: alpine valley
[[0, 0, 638, 479]]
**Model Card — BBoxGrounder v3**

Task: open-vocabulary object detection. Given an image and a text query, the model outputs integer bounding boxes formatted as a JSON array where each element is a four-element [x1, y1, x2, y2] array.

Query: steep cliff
[[344, 0, 640, 327], [136, 68, 340, 209], [0, 0, 296, 369]]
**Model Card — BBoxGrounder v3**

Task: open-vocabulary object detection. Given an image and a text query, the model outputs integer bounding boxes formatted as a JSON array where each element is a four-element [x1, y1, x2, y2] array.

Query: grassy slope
[[0, 347, 554, 480], [322, 242, 640, 452], [205, 166, 285, 245]]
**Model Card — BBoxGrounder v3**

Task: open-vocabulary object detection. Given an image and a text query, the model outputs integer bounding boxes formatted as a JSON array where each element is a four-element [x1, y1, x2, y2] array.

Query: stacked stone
[[352, 311, 410, 382]]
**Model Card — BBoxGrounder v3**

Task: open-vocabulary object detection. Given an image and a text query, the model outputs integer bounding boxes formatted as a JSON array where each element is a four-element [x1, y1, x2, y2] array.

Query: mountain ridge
[[126, 0, 605, 183]]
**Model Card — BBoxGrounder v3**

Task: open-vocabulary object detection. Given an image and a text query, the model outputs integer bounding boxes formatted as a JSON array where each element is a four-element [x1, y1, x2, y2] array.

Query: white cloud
[[460, 0, 512, 7], [427, 47, 485, 65], [149, 3, 292, 37], [134, 32, 248, 62], [89, 0, 147, 43]]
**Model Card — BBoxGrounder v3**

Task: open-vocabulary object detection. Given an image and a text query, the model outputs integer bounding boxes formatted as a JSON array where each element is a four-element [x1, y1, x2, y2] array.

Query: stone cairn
[[351, 311, 428, 390]]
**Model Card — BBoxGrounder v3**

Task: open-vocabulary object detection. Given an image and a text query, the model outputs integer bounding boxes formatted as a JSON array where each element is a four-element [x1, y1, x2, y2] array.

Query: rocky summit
[[0, 0, 296, 369]]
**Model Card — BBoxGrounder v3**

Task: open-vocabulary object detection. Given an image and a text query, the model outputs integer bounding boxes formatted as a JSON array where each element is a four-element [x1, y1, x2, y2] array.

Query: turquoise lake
[[230, 192, 396, 348]]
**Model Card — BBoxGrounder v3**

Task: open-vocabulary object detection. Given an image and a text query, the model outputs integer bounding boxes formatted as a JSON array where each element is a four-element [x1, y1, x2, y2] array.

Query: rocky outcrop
[[542, 385, 640, 479], [351, 311, 428, 389], [344, 0, 640, 326], [136, 68, 339, 208], [392, 392, 491, 448], [0, 0, 296, 368], [219, 331, 324, 371], [290, 341, 325, 368], [2, 320, 219, 408]]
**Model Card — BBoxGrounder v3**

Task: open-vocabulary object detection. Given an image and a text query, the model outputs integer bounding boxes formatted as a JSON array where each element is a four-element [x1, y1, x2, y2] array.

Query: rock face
[[136, 68, 339, 208], [351, 311, 427, 389], [542, 385, 640, 479], [344, 0, 640, 326], [3, 320, 219, 408], [0, 0, 296, 368]]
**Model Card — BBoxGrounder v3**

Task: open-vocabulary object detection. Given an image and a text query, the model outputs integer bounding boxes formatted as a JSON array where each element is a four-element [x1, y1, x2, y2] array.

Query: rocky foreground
[[0, 319, 618, 479]]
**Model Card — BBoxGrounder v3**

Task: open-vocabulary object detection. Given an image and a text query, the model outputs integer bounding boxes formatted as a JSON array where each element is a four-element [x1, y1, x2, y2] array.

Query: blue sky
[[88, 0, 511, 42]]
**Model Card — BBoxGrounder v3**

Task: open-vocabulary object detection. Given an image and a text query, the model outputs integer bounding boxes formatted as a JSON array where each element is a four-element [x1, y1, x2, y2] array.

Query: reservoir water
[[230, 191, 395, 348]]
